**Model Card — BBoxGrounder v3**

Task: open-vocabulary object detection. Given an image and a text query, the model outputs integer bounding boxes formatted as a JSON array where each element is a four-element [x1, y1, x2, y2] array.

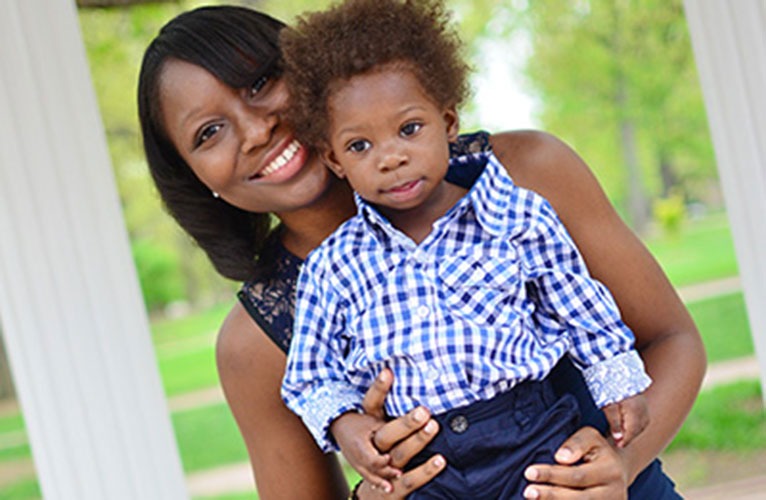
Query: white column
[[684, 0, 766, 401], [0, 1, 188, 498]]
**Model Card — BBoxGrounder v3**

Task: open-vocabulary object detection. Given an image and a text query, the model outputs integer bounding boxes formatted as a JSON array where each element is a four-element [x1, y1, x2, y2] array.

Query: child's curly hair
[[280, 0, 471, 149]]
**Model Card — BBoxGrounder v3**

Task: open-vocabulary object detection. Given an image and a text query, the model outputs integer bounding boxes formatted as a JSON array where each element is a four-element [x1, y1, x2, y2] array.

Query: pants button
[[449, 415, 469, 433]]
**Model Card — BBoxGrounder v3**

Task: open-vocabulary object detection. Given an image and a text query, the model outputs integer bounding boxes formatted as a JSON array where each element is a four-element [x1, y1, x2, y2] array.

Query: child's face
[[321, 67, 458, 214]]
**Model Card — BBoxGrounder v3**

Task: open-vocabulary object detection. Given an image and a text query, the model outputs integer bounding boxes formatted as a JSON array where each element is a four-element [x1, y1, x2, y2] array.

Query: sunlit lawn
[[643, 211, 739, 286]]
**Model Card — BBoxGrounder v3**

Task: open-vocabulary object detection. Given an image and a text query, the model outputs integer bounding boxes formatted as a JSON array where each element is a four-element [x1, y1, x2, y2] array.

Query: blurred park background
[[0, 0, 763, 497]]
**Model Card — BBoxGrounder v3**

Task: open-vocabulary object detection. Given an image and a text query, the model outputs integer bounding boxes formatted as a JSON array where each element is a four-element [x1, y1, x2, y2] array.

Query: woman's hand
[[522, 426, 629, 500], [354, 369, 446, 499]]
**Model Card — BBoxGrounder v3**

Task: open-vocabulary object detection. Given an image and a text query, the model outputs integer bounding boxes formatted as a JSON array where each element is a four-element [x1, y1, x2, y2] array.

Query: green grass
[[0, 478, 40, 499], [0, 414, 23, 434], [172, 404, 249, 473], [0, 442, 30, 462], [151, 302, 231, 346], [643, 212, 739, 287], [667, 380, 765, 452], [195, 494, 256, 500], [159, 347, 219, 397], [687, 292, 754, 362]]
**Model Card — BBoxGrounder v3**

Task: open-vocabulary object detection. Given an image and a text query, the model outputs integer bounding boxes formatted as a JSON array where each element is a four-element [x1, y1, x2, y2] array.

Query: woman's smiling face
[[158, 58, 334, 215]]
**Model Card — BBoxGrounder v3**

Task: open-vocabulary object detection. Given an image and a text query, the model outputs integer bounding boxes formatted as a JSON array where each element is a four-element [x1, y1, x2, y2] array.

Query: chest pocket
[[437, 241, 523, 327]]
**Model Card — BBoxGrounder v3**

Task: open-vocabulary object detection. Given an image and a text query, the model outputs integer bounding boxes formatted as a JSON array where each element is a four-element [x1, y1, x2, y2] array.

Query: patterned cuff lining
[[582, 350, 652, 408], [302, 382, 363, 452]]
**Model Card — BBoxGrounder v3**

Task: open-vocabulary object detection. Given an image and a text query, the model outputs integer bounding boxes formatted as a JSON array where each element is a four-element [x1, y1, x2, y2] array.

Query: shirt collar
[[355, 151, 517, 242], [466, 151, 518, 237]]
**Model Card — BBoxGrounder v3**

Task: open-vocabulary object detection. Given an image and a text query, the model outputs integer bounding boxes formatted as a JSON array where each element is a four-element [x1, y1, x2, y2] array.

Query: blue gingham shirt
[[282, 151, 651, 452]]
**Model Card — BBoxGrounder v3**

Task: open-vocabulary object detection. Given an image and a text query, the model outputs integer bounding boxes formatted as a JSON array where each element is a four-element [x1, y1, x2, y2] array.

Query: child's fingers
[[601, 404, 624, 444], [361, 369, 394, 420], [357, 453, 398, 494], [373, 405, 431, 453], [619, 397, 650, 446]]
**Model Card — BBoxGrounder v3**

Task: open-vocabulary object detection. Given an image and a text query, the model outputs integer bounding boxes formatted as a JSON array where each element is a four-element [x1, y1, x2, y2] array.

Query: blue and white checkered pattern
[[282, 151, 651, 452]]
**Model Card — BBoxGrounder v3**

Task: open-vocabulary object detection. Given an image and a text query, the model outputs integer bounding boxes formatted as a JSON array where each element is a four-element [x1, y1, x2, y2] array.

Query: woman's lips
[[248, 139, 307, 182]]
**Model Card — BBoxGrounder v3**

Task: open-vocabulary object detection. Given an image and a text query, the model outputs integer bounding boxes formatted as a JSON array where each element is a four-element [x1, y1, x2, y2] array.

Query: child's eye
[[249, 75, 269, 98], [400, 122, 422, 137], [348, 140, 371, 153], [195, 123, 223, 148]]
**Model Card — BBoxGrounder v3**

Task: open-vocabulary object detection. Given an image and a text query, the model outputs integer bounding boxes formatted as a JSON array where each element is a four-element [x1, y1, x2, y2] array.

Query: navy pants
[[407, 381, 580, 499]]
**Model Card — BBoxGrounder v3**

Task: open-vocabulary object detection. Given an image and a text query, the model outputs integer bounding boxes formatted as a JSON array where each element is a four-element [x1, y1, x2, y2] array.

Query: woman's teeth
[[259, 140, 300, 177]]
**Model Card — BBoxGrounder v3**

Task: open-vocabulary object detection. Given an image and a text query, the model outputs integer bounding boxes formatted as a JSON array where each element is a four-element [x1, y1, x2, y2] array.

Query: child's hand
[[331, 411, 402, 493], [602, 393, 650, 448]]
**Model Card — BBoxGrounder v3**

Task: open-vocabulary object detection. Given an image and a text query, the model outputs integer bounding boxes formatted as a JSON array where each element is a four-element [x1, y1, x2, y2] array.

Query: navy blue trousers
[[407, 381, 580, 499], [405, 359, 682, 499]]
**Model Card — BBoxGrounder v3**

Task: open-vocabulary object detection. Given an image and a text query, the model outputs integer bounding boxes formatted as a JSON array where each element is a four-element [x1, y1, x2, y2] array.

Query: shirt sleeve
[[281, 251, 362, 452], [518, 197, 651, 408]]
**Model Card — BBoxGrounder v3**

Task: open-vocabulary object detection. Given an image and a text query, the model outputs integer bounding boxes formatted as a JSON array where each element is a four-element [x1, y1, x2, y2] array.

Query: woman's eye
[[400, 122, 422, 137], [195, 123, 222, 148], [249, 75, 269, 98], [348, 140, 371, 153]]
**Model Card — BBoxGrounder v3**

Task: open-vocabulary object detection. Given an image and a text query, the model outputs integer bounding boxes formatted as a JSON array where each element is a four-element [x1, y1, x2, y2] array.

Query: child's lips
[[386, 179, 420, 193], [383, 179, 424, 202]]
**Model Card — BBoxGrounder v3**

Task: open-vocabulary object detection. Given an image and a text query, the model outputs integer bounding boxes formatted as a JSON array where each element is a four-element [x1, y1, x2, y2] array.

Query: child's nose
[[377, 149, 408, 172]]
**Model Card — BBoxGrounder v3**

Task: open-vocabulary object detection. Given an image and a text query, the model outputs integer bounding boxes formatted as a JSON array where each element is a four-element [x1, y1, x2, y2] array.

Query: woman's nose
[[239, 110, 278, 154]]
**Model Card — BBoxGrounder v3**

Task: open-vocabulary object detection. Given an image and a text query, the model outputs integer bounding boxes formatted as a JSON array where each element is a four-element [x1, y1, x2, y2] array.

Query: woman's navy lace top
[[237, 130, 491, 354]]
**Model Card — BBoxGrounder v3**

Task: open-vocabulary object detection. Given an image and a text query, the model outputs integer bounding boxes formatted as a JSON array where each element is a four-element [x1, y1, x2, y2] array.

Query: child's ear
[[443, 106, 459, 142], [320, 146, 346, 179]]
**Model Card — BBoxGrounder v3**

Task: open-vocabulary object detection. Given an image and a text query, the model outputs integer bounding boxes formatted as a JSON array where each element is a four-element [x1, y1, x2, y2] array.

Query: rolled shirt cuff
[[299, 381, 363, 452], [582, 350, 652, 408]]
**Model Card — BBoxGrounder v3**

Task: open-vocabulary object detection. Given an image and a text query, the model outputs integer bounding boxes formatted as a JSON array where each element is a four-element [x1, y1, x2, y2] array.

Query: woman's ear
[[320, 146, 346, 178], [443, 106, 459, 142]]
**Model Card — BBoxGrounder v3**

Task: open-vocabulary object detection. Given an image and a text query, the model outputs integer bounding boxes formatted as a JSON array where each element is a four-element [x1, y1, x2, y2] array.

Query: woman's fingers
[[372, 405, 432, 453], [524, 426, 628, 499], [356, 454, 447, 500], [361, 369, 394, 420], [523, 463, 627, 500], [522, 484, 622, 500], [551, 426, 604, 464]]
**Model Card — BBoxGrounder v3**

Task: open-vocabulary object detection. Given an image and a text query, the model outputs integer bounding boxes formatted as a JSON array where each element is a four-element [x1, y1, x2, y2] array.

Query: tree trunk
[[612, 0, 650, 233], [620, 117, 650, 232], [659, 153, 679, 197]]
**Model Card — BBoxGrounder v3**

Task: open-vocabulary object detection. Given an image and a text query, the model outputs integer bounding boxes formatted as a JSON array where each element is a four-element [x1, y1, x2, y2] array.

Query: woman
[[137, 5, 705, 499]]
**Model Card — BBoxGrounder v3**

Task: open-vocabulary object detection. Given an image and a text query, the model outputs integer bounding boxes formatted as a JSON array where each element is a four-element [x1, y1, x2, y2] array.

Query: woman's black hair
[[137, 6, 285, 281]]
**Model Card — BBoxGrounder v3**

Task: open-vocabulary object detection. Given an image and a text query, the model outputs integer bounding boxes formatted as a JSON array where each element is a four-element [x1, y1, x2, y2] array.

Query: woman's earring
[[212, 191, 220, 199]]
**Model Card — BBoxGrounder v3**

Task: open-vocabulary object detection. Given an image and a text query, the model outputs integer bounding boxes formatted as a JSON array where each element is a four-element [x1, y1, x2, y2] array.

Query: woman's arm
[[491, 130, 706, 482], [217, 302, 349, 500]]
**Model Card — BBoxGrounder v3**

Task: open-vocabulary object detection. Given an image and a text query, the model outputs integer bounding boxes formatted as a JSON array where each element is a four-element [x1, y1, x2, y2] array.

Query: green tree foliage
[[492, 0, 717, 232]]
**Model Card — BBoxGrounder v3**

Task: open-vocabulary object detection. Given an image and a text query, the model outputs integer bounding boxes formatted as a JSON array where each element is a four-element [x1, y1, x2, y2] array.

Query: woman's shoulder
[[489, 130, 607, 218], [217, 302, 271, 369], [490, 130, 589, 182]]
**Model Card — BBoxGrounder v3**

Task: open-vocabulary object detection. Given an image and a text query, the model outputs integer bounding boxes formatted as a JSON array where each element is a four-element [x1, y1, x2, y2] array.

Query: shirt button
[[449, 415, 469, 434], [427, 367, 439, 380], [417, 305, 430, 318]]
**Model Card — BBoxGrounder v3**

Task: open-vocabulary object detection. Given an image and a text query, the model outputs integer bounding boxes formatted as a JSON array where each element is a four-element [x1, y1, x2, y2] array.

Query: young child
[[280, 0, 652, 496]]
